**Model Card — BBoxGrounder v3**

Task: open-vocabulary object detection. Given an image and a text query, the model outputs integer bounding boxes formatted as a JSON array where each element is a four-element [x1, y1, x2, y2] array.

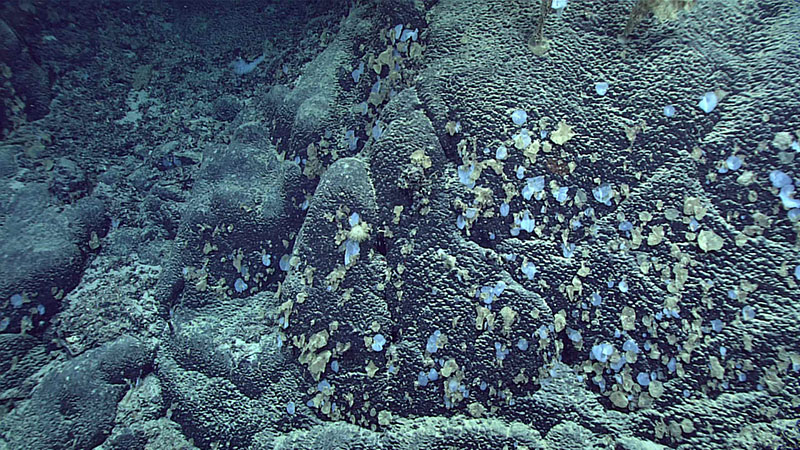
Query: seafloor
[[0, 0, 799, 449]]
